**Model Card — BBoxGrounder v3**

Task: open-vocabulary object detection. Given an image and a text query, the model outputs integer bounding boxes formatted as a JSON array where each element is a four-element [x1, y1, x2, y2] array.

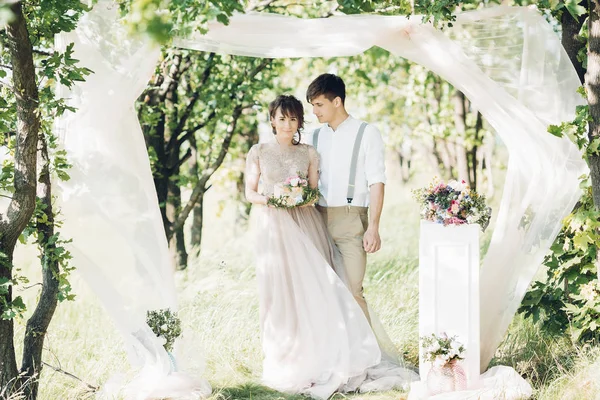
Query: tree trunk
[[469, 111, 483, 191], [235, 129, 259, 228], [427, 139, 443, 178], [481, 143, 495, 198], [235, 171, 252, 227], [188, 135, 203, 248], [21, 132, 59, 399], [452, 90, 470, 182], [588, 2, 600, 210], [173, 104, 247, 233], [432, 138, 451, 179], [0, 248, 19, 393], [166, 180, 188, 270], [1, 1, 40, 392], [563, 2, 588, 84], [191, 196, 204, 251], [148, 113, 170, 229]]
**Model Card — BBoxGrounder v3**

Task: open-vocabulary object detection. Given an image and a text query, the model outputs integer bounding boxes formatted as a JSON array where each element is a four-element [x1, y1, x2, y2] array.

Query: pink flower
[[450, 203, 460, 214]]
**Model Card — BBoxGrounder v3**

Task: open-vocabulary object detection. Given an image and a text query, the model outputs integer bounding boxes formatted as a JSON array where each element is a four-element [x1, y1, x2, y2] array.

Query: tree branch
[[42, 362, 98, 392], [167, 53, 216, 152], [173, 105, 244, 232], [170, 59, 271, 233], [32, 49, 51, 57], [142, 51, 191, 108], [176, 110, 217, 148], [174, 148, 192, 171]]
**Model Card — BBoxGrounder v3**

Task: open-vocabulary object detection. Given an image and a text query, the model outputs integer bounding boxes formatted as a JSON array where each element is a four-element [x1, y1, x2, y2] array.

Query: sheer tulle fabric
[[408, 366, 532, 400], [53, 1, 584, 398], [54, 3, 210, 399]]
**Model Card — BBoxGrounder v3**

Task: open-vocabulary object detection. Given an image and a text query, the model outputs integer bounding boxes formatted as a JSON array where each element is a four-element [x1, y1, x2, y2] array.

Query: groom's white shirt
[[310, 115, 386, 207]]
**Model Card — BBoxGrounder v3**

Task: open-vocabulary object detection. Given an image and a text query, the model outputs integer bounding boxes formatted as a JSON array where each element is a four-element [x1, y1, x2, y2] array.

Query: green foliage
[[18, 198, 77, 304], [0, 0, 88, 320], [532, 0, 588, 20], [421, 332, 466, 363], [519, 180, 600, 341], [23, 0, 90, 41], [137, 50, 282, 232], [117, 0, 244, 44], [519, 87, 600, 343], [146, 308, 182, 352], [337, 0, 502, 26]]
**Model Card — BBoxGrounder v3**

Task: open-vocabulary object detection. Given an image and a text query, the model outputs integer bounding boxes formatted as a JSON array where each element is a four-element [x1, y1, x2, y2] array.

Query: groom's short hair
[[306, 74, 346, 105]]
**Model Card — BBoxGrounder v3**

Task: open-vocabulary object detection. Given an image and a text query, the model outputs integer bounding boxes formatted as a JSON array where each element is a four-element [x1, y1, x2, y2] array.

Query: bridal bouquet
[[267, 173, 320, 208], [421, 333, 465, 367], [412, 179, 491, 230], [146, 308, 182, 352]]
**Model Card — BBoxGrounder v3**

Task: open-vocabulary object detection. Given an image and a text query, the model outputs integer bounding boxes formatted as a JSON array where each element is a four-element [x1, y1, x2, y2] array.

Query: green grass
[[8, 156, 600, 400]]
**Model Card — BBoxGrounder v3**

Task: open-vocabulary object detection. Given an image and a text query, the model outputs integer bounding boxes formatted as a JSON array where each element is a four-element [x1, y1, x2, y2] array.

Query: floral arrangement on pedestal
[[412, 178, 492, 230], [421, 333, 467, 395], [267, 173, 320, 208]]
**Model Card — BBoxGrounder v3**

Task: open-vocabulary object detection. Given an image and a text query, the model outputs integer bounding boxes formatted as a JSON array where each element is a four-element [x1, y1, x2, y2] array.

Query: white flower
[[448, 179, 467, 192], [429, 341, 441, 353], [434, 355, 447, 367], [450, 341, 462, 355], [161, 324, 169, 332], [285, 196, 297, 207], [290, 177, 300, 187]]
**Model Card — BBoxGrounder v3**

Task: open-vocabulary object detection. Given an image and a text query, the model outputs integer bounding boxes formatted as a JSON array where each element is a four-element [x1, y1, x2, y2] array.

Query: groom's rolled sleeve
[[364, 125, 386, 187]]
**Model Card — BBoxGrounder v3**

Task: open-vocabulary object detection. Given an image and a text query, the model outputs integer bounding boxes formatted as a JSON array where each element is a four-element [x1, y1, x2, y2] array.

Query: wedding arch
[[54, 1, 586, 397]]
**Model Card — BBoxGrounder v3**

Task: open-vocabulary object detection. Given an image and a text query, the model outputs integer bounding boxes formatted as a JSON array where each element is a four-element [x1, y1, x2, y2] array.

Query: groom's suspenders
[[312, 122, 368, 205]]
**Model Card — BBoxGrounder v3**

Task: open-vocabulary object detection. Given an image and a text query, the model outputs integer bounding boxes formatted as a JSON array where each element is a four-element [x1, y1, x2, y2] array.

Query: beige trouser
[[317, 205, 371, 323]]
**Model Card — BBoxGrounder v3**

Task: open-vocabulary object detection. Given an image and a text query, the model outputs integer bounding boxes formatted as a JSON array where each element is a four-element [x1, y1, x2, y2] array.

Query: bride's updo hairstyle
[[269, 95, 305, 145]]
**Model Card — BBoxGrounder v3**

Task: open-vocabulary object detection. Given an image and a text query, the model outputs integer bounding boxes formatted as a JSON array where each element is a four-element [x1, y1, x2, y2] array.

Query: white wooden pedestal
[[418, 220, 480, 389]]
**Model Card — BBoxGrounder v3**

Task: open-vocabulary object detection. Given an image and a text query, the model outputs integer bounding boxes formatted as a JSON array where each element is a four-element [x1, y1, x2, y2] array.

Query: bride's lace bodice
[[246, 143, 319, 196]]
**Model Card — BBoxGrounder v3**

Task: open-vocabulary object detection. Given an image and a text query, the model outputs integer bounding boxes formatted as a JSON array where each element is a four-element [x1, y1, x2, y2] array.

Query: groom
[[307, 73, 386, 323]]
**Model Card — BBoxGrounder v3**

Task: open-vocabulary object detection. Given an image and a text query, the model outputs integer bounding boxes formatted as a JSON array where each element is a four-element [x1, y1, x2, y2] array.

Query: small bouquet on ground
[[412, 178, 492, 231], [146, 308, 182, 352], [267, 172, 320, 208], [421, 332, 466, 368]]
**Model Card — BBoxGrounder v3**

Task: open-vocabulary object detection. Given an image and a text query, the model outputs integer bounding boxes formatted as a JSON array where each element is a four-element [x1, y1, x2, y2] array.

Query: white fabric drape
[[55, 3, 210, 398], [175, 6, 586, 371], [53, 2, 585, 398]]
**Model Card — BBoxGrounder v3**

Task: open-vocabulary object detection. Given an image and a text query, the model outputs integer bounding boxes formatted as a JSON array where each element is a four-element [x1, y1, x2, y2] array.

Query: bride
[[244, 94, 418, 399]]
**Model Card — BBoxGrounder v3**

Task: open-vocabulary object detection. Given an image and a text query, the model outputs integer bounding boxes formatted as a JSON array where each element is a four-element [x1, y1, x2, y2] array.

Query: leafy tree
[[0, 1, 90, 397], [138, 49, 277, 267]]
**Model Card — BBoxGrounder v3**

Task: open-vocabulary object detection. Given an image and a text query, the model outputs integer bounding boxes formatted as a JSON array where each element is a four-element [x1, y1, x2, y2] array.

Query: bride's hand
[[298, 198, 318, 208]]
